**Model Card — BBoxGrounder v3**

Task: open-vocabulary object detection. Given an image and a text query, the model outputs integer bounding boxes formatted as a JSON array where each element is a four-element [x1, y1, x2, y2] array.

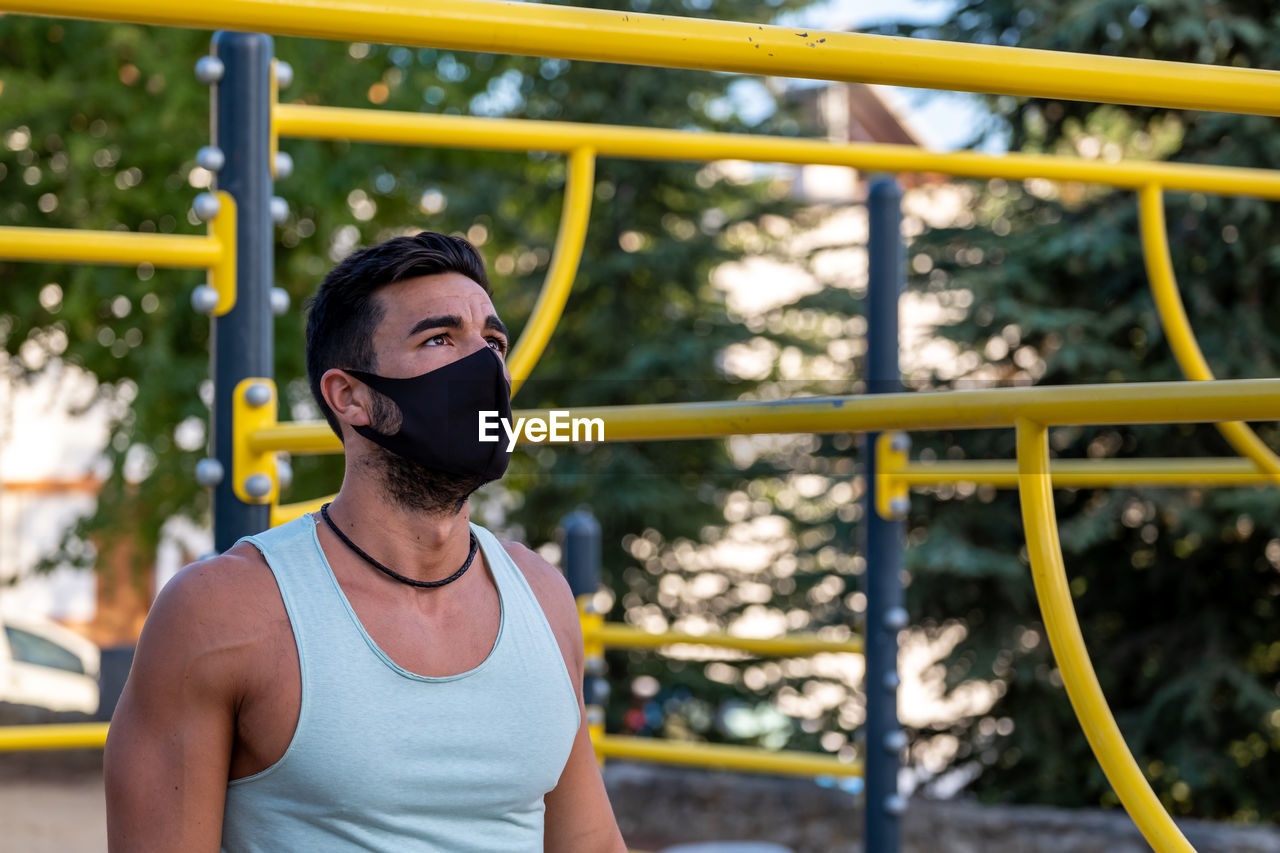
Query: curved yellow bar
[[506, 147, 595, 396], [596, 734, 862, 778], [1138, 184, 1280, 482], [1016, 419, 1192, 852], [587, 623, 863, 657], [0, 722, 109, 752], [15, 0, 1280, 116], [277, 105, 1280, 201]]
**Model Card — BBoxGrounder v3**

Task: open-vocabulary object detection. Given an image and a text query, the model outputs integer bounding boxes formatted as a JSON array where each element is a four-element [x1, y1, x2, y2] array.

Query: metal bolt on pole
[[208, 32, 274, 552], [863, 176, 906, 853]]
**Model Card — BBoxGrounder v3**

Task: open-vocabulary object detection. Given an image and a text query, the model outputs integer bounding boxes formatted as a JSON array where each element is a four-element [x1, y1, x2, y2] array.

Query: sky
[[777, 0, 1000, 152]]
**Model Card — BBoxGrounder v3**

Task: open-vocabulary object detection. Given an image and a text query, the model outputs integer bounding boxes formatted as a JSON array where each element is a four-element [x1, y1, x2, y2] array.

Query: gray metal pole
[[863, 176, 906, 852], [560, 509, 608, 711], [210, 32, 274, 552]]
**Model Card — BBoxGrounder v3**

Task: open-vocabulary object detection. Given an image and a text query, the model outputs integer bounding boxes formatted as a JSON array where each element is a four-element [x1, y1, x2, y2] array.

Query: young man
[[105, 232, 627, 852]]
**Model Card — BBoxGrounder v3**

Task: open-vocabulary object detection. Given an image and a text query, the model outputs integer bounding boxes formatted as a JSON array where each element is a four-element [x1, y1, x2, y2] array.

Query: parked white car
[[0, 616, 100, 714]]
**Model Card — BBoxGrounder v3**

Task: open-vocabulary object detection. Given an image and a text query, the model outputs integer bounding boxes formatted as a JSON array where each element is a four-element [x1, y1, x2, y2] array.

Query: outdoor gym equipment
[[4, 3, 1280, 851]]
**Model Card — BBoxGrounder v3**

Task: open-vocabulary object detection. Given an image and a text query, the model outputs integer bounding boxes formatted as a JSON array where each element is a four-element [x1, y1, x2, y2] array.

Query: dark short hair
[[305, 231, 491, 438]]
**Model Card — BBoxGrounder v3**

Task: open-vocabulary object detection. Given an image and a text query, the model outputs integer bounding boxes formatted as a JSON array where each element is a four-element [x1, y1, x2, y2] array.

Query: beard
[[364, 389, 487, 516]]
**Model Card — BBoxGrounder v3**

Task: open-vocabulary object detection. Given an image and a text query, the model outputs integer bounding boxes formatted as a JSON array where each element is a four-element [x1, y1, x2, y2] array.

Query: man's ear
[[320, 368, 374, 432]]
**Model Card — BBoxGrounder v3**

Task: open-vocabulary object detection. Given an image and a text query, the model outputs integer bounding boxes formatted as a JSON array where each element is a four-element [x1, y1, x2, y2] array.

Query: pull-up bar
[[13, 0, 1280, 115], [0, 191, 238, 315], [873, 432, 1279, 519], [241, 378, 1280, 462], [276, 105, 1280, 200]]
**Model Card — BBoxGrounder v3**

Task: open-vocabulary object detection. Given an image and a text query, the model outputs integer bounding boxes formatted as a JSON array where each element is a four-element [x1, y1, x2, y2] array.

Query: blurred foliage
[[880, 0, 1280, 823]]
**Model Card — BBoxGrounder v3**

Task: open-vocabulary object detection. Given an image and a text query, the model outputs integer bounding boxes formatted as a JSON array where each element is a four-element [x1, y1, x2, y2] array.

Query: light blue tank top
[[220, 515, 580, 853]]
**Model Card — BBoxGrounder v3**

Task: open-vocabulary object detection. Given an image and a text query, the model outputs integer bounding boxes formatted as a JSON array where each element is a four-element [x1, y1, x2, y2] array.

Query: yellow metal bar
[[0, 722, 109, 752], [875, 432, 911, 520], [272, 494, 330, 527], [596, 734, 862, 778], [506, 147, 594, 396], [277, 105, 1280, 201], [896, 457, 1275, 488], [1139, 184, 1280, 484], [207, 191, 238, 316], [248, 379, 1280, 456], [0, 226, 222, 267], [1016, 419, 1192, 852], [14, 0, 1280, 115], [580, 595, 607, 760], [269, 59, 281, 179], [589, 623, 862, 657], [0, 191, 237, 315], [233, 378, 279, 505], [253, 419, 342, 455]]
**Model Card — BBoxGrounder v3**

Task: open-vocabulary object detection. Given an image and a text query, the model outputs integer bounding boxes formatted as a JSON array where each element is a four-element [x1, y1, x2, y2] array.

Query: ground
[[0, 750, 105, 852], [1, 773, 105, 851]]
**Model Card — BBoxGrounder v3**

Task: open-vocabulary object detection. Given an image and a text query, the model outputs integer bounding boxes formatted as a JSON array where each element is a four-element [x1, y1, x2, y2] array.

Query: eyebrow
[[406, 314, 509, 339], [484, 315, 509, 338], [407, 314, 461, 339]]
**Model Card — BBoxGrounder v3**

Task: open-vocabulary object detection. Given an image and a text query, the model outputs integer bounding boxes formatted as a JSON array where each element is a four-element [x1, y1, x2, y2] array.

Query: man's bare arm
[[504, 543, 628, 853], [104, 551, 260, 852]]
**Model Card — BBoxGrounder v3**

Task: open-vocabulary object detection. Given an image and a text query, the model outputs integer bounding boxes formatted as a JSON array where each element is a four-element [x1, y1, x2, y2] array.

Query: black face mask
[[344, 346, 512, 484]]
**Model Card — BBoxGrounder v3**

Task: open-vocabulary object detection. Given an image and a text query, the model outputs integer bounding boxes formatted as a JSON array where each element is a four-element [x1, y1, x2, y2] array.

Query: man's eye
[[487, 337, 508, 354], [425, 334, 448, 346]]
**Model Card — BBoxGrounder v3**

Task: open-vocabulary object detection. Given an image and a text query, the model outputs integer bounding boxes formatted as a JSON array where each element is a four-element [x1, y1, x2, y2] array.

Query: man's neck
[[325, 474, 474, 586]]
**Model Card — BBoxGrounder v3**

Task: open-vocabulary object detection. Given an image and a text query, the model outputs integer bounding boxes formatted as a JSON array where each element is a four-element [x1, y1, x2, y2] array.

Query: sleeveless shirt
[[220, 515, 581, 852]]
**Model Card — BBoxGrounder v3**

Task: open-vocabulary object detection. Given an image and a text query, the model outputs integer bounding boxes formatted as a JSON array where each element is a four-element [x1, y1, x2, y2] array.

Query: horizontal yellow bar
[[0, 714, 868, 787], [277, 105, 1280, 200], [596, 734, 862, 778], [0, 722, 109, 752], [0, 226, 222, 268], [271, 494, 330, 527], [898, 457, 1276, 489], [14, 0, 1280, 115], [249, 379, 1280, 455], [588, 623, 862, 657], [255, 420, 343, 455]]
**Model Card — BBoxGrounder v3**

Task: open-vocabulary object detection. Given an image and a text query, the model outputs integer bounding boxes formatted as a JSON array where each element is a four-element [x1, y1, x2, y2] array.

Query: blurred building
[[0, 363, 207, 646]]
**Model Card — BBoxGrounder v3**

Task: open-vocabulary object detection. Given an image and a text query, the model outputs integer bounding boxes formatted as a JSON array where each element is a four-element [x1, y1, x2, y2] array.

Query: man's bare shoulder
[[154, 541, 275, 615], [141, 541, 286, 663], [500, 540, 582, 644]]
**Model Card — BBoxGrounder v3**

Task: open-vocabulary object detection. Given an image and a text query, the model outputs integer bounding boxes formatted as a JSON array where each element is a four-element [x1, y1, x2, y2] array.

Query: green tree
[[883, 0, 1280, 821]]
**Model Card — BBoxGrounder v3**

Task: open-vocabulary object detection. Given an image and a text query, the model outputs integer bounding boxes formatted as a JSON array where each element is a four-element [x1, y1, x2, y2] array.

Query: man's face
[[354, 272, 511, 516], [369, 272, 511, 384]]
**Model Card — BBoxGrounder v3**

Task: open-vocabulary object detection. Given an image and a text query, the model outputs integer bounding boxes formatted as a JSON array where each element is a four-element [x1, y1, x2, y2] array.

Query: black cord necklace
[[320, 502, 479, 589]]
